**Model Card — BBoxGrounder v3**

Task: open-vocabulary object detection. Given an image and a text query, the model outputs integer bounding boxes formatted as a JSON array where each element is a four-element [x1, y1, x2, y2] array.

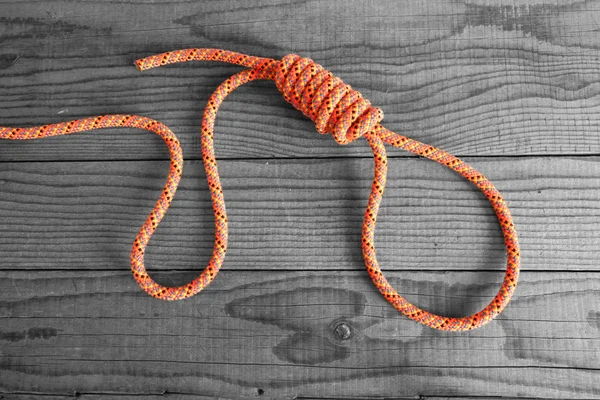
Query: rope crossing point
[[0, 48, 520, 331]]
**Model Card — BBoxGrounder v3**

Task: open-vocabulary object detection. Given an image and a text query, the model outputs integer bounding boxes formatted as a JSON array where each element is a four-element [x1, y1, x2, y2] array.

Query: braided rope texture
[[1, 48, 520, 331]]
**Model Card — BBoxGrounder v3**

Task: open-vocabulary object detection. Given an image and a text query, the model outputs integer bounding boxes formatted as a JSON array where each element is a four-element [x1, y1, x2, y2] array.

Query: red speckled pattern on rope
[[1, 48, 520, 331]]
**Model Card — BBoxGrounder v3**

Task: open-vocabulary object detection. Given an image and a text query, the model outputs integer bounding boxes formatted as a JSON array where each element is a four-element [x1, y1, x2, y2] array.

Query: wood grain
[[2, 0, 599, 398], [2, 0, 600, 161], [1, 270, 598, 399], [0, 156, 598, 272], [0, 396, 573, 400], [0, 396, 569, 400]]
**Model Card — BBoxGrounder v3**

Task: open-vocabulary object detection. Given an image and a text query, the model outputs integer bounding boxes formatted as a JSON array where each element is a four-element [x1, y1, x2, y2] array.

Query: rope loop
[[0, 48, 521, 331], [274, 54, 383, 145]]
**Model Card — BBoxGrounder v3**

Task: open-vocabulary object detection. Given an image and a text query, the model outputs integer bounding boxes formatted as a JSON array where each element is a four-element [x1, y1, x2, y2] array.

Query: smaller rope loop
[[274, 54, 383, 145]]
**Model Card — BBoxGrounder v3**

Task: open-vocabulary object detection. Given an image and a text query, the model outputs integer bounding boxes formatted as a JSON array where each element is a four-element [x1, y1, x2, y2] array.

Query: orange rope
[[0, 48, 520, 331]]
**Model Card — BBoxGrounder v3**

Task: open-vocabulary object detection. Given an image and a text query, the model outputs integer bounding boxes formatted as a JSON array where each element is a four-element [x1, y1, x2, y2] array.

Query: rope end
[[134, 59, 147, 72]]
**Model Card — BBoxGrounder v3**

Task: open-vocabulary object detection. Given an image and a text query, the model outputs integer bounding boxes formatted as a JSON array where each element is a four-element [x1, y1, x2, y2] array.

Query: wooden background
[[1, 0, 599, 398]]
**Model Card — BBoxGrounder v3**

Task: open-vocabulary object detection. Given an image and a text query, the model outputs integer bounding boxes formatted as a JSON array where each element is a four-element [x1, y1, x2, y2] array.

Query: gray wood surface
[[1, 0, 599, 399], [0, 157, 599, 273], [1, 270, 598, 398]]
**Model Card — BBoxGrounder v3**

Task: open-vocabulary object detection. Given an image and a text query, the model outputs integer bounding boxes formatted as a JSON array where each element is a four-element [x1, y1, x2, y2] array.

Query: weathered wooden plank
[[0, 396, 575, 400], [0, 396, 569, 400], [0, 392, 568, 400], [0, 156, 598, 272], [0, 270, 598, 398], [0, 396, 217, 400], [2, 0, 600, 161]]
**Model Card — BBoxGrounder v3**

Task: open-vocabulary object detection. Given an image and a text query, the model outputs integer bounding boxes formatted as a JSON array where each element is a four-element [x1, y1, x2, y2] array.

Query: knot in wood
[[334, 322, 352, 340]]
